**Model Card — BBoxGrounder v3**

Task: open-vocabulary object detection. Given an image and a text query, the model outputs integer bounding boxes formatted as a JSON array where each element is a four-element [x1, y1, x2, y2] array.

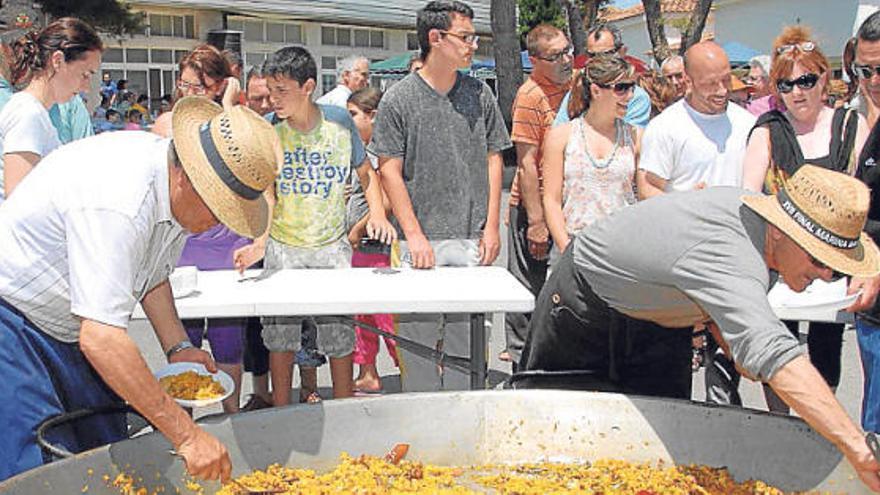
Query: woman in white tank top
[[542, 55, 642, 269]]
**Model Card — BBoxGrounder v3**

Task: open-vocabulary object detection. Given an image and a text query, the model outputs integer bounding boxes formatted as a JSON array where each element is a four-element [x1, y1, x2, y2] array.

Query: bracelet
[[165, 340, 195, 359]]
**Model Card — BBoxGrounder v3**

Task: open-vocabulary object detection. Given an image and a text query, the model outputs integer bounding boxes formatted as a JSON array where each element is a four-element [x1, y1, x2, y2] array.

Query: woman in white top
[[1, 17, 102, 198], [542, 55, 641, 268]]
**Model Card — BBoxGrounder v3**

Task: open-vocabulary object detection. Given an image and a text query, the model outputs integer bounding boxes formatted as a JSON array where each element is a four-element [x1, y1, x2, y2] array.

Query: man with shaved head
[[637, 41, 756, 198], [634, 41, 756, 403]]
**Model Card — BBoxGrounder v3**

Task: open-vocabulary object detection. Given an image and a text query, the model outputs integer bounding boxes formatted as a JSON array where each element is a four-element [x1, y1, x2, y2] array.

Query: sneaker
[[241, 394, 273, 412]]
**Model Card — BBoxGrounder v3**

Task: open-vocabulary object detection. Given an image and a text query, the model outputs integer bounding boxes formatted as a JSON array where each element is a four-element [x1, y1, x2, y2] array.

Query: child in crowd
[[124, 108, 142, 130], [234, 46, 395, 406], [345, 87, 399, 394]]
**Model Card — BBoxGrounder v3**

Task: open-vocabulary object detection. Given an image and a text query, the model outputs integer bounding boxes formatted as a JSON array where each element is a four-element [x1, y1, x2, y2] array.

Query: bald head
[[684, 41, 730, 76], [683, 42, 732, 114]]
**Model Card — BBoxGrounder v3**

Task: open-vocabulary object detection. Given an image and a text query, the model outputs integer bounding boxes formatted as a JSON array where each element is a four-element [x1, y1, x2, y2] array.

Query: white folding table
[[132, 266, 535, 389]]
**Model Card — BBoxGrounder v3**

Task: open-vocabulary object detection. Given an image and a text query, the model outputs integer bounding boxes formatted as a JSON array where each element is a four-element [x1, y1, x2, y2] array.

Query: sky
[[609, 0, 642, 8]]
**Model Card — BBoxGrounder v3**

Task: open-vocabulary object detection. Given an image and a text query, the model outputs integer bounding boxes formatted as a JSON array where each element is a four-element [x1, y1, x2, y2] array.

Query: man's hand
[[175, 427, 232, 483], [169, 347, 217, 373], [479, 227, 501, 266], [405, 232, 434, 269], [366, 214, 398, 245], [526, 221, 550, 260], [221, 77, 241, 110], [847, 276, 880, 312], [233, 241, 266, 274], [844, 438, 880, 492]]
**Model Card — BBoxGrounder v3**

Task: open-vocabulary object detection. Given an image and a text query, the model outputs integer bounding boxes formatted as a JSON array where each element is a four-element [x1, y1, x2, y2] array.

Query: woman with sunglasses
[[542, 55, 639, 271], [742, 26, 870, 414]]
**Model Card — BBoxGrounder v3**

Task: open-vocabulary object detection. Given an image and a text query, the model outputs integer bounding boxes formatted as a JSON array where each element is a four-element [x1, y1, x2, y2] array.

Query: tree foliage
[[517, 0, 566, 41], [38, 0, 144, 37], [642, 0, 714, 65]]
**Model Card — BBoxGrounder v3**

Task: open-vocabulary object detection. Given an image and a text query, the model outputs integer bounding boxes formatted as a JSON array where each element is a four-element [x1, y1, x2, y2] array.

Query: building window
[[227, 19, 243, 32], [321, 57, 337, 71], [476, 38, 493, 57], [244, 20, 263, 42], [321, 26, 335, 45], [321, 74, 337, 94], [151, 49, 172, 64], [370, 31, 384, 49], [354, 29, 369, 48], [104, 48, 124, 63], [148, 13, 194, 38], [336, 28, 351, 46], [285, 24, 302, 44], [407, 32, 419, 51], [175, 50, 187, 64], [127, 48, 148, 63], [266, 22, 284, 43], [246, 52, 267, 67]]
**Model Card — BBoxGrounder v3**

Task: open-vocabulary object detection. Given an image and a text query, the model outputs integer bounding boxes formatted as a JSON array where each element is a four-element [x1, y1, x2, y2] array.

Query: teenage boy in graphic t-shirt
[[233, 46, 395, 407]]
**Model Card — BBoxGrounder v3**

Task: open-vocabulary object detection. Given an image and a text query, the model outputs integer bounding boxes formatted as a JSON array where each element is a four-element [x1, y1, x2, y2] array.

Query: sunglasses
[[535, 45, 574, 63], [775, 73, 820, 94], [776, 41, 816, 55], [595, 80, 636, 95], [852, 62, 880, 79]]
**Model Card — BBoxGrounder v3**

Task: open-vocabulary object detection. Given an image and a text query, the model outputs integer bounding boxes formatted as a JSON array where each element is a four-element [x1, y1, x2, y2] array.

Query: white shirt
[[639, 99, 756, 191], [0, 92, 62, 204], [316, 84, 352, 109], [0, 131, 187, 342]]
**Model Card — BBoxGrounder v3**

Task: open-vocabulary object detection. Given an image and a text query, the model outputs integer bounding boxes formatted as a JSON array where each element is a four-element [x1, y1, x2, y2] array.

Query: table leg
[[470, 313, 487, 389]]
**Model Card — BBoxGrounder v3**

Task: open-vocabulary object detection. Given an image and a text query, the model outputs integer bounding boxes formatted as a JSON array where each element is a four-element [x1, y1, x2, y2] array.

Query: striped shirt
[[0, 132, 187, 342], [509, 73, 570, 207]]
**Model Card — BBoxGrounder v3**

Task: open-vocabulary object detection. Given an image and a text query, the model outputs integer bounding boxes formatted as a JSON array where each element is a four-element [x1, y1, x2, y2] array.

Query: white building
[[604, 0, 862, 69], [100, 0, 494, 103]]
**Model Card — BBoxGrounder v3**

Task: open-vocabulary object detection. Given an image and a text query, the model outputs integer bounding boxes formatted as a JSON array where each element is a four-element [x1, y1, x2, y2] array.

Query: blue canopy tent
[[722, 41, 761, 66], [471, 50, 533, 72]]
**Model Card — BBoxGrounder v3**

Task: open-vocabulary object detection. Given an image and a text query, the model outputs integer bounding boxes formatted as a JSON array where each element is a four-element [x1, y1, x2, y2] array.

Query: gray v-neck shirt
[[573, 187, 801, 381]]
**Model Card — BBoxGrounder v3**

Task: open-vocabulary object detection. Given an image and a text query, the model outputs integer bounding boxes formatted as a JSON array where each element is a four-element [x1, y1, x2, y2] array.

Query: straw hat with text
[[742, 165, 880, 278], [172, 96, 279, 238]]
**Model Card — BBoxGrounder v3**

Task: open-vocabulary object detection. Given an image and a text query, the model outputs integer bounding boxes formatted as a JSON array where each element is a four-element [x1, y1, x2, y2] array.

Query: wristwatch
[[165, 340, 195, 359]]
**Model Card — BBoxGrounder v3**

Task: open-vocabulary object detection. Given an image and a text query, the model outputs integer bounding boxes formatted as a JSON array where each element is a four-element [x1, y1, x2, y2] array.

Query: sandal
[[300, 391, 322, 404], [241, 394, 273, 412]]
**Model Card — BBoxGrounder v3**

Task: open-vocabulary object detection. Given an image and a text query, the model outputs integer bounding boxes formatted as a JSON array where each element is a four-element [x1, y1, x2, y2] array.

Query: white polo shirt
[[0, 131, 187, 342]]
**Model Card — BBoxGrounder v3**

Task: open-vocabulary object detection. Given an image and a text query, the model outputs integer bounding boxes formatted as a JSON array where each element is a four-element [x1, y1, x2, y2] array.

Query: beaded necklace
[[580, 117, 622, 169]]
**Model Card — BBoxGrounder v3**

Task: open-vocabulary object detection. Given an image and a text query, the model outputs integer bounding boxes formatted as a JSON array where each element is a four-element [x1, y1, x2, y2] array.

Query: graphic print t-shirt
[[270, 104, 366, 248]]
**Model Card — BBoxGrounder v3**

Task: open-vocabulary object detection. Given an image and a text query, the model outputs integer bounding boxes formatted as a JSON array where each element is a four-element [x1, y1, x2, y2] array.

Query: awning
[[721, 41, 761, 65]]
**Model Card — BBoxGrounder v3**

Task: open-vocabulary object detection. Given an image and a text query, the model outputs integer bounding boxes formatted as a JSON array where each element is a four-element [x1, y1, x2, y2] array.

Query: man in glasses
[[853, 9, 880, 437], [502, 24, 572, 370], [370, 0, 511, 391], [553, 22, 652, 128], [316, 55, 370, 109], [744, 54, 784, 117]]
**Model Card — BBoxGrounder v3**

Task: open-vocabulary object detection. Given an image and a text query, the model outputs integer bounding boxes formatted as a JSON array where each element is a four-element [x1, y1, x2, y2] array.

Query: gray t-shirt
[[369, 72, 511, 239], [572, 187, 802, 381]]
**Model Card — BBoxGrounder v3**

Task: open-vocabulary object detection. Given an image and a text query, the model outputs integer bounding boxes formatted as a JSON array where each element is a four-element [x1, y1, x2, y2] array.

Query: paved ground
[[131, 190, 867, 424]]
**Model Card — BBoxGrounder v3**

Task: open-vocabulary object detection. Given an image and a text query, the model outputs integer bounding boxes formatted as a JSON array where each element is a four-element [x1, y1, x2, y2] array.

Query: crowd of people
[[1, 0, 880, 491]]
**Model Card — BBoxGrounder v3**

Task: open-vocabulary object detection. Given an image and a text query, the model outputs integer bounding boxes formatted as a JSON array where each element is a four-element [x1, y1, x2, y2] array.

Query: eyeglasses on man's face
[[177, 79, 209, 95], [853, 62, 880, 80], [535, 45, 574, 63], [440, 30, 479, 46]]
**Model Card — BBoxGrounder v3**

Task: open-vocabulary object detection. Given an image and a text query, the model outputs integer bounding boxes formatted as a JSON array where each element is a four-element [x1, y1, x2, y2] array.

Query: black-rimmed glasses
[[776, 73, 820, 94]]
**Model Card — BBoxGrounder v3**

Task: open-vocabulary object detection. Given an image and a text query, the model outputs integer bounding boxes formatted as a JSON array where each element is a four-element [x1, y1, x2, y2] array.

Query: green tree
[[517, 0, 566, 40], [38, 0, 144, 37]]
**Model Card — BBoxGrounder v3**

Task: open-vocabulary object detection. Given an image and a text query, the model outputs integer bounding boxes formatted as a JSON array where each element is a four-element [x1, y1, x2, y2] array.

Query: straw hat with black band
[[742, 164, 880, 278], [172, 96, 279, 238]]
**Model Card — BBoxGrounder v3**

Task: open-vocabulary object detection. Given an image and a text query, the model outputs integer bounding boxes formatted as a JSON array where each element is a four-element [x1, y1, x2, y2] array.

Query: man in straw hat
[[518, 165, 880, 490], [0, 96, 279, 482]]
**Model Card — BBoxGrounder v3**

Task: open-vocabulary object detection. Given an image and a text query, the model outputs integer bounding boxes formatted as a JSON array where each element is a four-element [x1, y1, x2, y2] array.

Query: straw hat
[[742, 165, 880, 277], [172, 96, 279, 238]]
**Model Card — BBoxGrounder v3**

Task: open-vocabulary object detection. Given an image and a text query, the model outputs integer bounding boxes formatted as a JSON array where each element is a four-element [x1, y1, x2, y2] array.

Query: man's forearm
[[381, 167, 423, 238], [518, 153, 544, 223], [768, 355, 865, 455], [636, 170, 667, 200], [486, 152, 503, 232], [80, 320, 198, 447], [141, 280, 189, 353]]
